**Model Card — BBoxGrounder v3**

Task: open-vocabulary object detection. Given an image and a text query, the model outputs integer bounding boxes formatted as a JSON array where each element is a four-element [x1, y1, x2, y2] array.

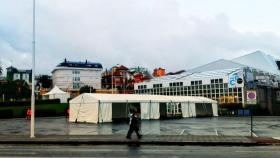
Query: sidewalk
[[0, 135, 279, 146]]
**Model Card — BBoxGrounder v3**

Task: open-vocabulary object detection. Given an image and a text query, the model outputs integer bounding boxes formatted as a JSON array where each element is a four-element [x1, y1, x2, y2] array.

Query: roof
[[143, 68, 241, 83], [232, 50, 280, 75], [44, 85, 67, 95], [140, 51, 280, 84], [6, 66, 32, 74], [56, 59, 102, 69], [187, 59, 246, 73], [69, 93, 217, 103]]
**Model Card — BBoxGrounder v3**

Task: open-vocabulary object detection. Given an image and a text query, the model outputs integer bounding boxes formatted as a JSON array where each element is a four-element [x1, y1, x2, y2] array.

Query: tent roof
[[69, 93, 217, 104], [44, 85, 67, 95], [232, 50, 280, 75], [186, 59, 246, 73], [139, 51, 280, 84]]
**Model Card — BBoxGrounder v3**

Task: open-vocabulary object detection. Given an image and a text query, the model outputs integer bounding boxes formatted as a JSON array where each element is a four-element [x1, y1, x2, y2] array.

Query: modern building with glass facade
[[135, 51, 280, 115]]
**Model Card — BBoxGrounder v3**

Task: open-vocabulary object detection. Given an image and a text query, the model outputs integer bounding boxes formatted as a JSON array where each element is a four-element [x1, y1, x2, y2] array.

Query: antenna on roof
[[86, 59, 88, 64]]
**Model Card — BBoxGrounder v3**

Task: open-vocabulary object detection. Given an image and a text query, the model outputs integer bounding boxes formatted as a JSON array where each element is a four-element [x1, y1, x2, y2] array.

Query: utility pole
[[31, 0, 36, 138], [111, 67, 113, 94]]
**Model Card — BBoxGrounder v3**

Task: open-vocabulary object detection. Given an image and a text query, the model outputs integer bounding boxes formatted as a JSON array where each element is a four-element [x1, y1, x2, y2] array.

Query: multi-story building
[[102, 65, 130, 90], [101, 65, 152, 93], [6, 66, 32, 84], [52, 59, 102, 96], [135, 51, 280, 115]]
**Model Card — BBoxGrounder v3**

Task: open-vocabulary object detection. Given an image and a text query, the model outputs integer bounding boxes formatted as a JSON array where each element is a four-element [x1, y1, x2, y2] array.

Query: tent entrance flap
[[160, 102, 183, 119], [195, 103, 213, 117], [112, 103, 140, 122]]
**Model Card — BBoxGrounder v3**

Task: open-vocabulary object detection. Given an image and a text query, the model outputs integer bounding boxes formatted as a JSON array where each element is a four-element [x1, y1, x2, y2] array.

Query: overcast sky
[[1, 0, 280, 75]]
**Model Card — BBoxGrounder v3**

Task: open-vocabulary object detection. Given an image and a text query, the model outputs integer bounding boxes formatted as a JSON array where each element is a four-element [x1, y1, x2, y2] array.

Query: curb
[[0, 135, 279, 146]]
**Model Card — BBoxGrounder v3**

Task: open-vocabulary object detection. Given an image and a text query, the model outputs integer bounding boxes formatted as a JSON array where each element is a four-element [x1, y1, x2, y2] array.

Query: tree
[[0, 80, 31, 101], [0, 65, 2, 76], [79, 85, 96, 94], [36, 75, 52, 88]]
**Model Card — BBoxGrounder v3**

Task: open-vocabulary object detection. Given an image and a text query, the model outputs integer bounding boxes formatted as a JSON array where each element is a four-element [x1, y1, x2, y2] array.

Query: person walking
[[126, 110, 142, 139]]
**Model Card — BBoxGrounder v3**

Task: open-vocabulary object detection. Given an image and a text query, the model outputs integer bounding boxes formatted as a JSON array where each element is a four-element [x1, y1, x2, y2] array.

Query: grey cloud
[[0, 0, 280, 75]]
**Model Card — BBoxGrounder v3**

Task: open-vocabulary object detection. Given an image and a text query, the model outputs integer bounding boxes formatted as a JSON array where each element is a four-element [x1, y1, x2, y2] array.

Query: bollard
[[251, 110, 253, 137]]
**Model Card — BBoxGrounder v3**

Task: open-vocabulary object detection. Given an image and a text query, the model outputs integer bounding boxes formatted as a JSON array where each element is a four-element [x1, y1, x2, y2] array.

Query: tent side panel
[[69, 103, 79, 122], [140, 102, 150, 120], [99, 103, 112, 123], [150, 102, 160, 119], [76, 102, 99, 123], [190, 102, 196, 117], [181, 102, 190, 118], [212, 103, 218, 116]]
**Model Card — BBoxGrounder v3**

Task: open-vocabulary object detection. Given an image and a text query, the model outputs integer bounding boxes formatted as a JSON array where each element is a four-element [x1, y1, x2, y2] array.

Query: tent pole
[[98, 100, 100, 123], [149, 100, 151, 119], [126, 100, 128, 116]]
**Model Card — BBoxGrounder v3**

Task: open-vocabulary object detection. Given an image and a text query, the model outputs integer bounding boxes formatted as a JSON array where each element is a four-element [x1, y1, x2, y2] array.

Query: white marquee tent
[[69, 93, 218, 123], [43, 85, 70, 103]]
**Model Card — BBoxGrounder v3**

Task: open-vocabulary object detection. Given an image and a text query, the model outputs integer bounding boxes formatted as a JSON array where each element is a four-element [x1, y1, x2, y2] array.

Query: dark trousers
[[126, 125, 141, 139]]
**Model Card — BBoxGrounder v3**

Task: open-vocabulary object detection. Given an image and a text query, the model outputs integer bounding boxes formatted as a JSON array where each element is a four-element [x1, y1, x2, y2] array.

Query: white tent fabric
[[140, 102, 160, 119], [232, 51, 280, 76], [150, 102, 160, 119], [69, 95, 99, 123], [212, 103, 218, 116], [140, 102, 150, 119], [69, 93, 217, 123], [181, 102, 196, 117], [99, 102, 112, 123], [43, 85, 70, 103]]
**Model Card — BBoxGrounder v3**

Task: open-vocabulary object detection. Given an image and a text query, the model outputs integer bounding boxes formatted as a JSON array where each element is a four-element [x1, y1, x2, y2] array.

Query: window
[[73, 77, 80, 81], [73, 82, 80, 89], [72, 70, 80, 74], [138, 85, 147, 90], [13, 73, 20, 80], [215, 79, 219, 83], [153, 84, 162, 88]]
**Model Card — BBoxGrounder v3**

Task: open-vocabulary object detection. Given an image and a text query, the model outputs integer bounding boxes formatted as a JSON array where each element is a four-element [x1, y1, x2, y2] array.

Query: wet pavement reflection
[[0, 116, 279, 137]]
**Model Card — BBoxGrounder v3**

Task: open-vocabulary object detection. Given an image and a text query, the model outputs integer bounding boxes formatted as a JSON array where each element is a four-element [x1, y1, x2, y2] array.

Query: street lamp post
[[31, 0, 36, 138], [111, 67, 113, 94]]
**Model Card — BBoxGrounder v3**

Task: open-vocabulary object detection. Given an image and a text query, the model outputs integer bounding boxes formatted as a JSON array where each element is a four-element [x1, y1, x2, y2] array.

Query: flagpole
[[31, 0, 36, 138]]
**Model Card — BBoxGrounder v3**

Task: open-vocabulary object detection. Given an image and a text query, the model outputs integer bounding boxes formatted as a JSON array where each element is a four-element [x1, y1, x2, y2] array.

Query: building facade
[[6, 66, 32, 84], [101, 65, 152, 93], [52, 59, 103, 95], [135, 51, 280, 115], [153, 67, 166, 77], [102, 65, 130, 90]]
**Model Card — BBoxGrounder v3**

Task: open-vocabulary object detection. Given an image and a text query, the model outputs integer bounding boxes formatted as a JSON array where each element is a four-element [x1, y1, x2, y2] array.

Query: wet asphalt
[[0, 116, 279, 137]]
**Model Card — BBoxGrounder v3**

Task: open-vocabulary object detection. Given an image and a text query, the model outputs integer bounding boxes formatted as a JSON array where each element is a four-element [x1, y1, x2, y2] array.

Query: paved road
[[0, 145, 280, 157], [1, 116, 280, 137]]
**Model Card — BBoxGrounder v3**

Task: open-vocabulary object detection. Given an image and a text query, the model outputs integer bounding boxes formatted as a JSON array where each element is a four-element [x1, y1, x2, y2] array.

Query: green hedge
[[0, 99, 61, 107], [0, 103, 69, 118]]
